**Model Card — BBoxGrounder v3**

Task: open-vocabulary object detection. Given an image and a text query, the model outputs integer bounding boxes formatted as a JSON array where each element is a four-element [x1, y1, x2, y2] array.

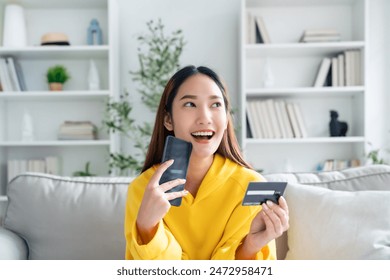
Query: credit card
[[242, 182, 287, 206]]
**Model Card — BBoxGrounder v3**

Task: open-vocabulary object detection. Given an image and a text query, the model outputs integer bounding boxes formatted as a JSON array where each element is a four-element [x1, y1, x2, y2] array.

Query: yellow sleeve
[[210, 204, 276, 260], [126, 220, 182, 260], [210, 171, 276, 260], [124, 176, 183, 260]]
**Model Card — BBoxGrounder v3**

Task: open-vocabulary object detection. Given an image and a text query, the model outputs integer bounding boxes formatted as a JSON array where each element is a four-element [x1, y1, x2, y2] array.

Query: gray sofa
[[1, 164, 390, 260]]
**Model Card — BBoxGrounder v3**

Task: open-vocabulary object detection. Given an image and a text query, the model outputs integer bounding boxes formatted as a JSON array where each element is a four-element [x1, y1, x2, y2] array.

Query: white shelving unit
[[0, 0, 119, 217], [240, 0, 368, 173]]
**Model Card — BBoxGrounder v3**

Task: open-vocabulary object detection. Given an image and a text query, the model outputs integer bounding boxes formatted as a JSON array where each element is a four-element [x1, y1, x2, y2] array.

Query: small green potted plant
[[46, 65, 70, 91]]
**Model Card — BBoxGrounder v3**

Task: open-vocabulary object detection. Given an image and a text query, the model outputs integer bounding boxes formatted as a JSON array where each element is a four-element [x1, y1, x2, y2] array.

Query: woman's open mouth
[[191, 131, 215, 140]]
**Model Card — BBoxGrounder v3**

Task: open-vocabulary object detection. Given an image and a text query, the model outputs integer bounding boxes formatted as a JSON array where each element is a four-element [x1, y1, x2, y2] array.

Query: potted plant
[[46, 65, 70, 91]]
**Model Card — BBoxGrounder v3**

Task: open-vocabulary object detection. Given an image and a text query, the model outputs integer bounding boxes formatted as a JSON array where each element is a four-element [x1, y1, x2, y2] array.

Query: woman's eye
[[211, 102, 222, 108], [184, 102, 195, 107]]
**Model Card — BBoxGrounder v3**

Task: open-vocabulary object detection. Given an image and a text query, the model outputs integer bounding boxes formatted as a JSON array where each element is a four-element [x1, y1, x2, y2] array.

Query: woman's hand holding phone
[[136, 159, 188, 244]]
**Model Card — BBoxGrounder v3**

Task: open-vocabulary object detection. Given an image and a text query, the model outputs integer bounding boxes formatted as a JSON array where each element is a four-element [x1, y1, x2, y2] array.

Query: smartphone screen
[[159, 135, 192, 206]]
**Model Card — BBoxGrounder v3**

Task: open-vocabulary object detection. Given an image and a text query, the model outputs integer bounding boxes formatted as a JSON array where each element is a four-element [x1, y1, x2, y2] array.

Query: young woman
[[124, 65, 289, 260]]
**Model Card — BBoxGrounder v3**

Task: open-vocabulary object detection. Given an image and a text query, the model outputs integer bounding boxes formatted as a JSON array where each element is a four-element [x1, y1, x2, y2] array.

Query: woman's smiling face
[[164, 73, 228, 159]]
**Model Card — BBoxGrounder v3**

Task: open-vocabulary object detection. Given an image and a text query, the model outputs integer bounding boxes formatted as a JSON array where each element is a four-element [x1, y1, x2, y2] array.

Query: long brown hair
[[141, 65, 252, 172]]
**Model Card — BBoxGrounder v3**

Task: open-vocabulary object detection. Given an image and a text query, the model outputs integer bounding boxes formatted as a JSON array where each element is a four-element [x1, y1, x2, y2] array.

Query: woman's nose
[[196, 106, 212, 125]]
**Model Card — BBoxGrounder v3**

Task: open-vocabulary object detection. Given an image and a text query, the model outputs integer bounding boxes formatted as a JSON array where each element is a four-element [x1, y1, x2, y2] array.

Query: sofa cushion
[[264, 164, 390, 259], [4, 173, 133, 260], [264, 164, 390, 191], [284, 182, 390, 259]]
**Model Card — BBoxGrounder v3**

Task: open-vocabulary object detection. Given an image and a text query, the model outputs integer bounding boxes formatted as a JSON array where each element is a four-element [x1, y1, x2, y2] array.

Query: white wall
[[117, 0, 241, 154], [386, 0, 390, 163], [118, 0, 241, 102], [366, 0, 390, 162]]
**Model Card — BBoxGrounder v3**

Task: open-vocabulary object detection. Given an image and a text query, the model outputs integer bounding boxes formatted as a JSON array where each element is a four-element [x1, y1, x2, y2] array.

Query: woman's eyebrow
[[180, 94, 197, 100], [179, 94, 222, 100]]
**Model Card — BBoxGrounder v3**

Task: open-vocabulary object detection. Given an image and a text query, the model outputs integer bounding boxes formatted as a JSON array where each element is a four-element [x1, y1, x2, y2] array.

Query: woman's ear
[[164, 113, 173, 131]]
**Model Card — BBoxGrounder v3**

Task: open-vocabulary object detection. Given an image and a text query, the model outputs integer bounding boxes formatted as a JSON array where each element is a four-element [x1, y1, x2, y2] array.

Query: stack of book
[[7, 156, 60, 182], [0, 56, 27, 92], [300, 29, 341, 43], [58, 121, 97, 140], [314, 49, 362, 87], [246, 99, 307, 139], [318, 159, 361, 171]]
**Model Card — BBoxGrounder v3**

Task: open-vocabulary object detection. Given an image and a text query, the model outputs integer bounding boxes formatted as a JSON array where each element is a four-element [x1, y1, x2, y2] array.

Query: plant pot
[[49, 82, 63, 91]]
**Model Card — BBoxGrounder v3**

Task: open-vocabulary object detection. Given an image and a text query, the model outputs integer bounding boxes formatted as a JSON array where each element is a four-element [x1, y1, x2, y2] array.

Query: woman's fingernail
[[266, 200, 274, 207]]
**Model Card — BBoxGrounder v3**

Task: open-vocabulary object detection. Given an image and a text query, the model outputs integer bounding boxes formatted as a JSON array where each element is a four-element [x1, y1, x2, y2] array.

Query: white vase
[[2, 4, 28, 47], [262, 58, 275, 88], [21, 111, 34, 142], [88, 60, 100, 90]]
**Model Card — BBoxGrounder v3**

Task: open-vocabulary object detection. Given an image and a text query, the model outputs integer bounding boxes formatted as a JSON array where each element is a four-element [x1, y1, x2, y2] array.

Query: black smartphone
[[159, 135, 192, 206], [242, 182, 287, 206]]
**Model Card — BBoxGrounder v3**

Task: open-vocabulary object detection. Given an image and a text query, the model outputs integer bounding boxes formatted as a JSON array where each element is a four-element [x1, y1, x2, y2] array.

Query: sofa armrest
[[0, 227, 28, 259]]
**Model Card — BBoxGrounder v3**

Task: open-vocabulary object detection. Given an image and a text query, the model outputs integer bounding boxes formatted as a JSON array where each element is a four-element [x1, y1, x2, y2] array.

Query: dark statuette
[[329, 110, 348, 137]]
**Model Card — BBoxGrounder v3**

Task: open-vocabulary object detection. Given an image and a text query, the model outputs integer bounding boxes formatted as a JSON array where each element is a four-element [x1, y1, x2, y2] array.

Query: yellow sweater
[[124, 153, 276, 260]]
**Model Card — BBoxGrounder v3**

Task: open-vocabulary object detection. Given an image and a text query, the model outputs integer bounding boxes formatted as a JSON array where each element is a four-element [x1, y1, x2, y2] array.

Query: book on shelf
[[319, 159, 361, 171], [246, 12, 256, 44], [0, 56, 26, 92], [274, 100, 288, 139], [6, 57, 21, 91], [13, 58, 27, 91], [265, 99, 281, 138], [258, 100, 273, 138], [314, 57, 332, 87], [337, 53, 345, 87], [300, 28, 340, 43], [246, 112, 253, 138], [246, 103, 257, 138], [58, 121, 97, 140], [246, 99, 306, 139], [302, 28, 340, 36], [314, 50, 361, 88], [254, 16, 271, 44], [286, 103, 302, 138], [292, 103, 307, 138], [277, 100, 294, 138], [0, 57, 13, 91], [253, 101, 265, 139], [331, 57, 338, 87], [7, 156, 60, 182], [247, 101, 263, 139]]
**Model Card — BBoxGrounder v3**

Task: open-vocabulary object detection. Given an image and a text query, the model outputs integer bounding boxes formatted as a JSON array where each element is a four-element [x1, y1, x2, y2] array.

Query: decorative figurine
[[329, 110, 348, 137], [87, 19, 103, 45]]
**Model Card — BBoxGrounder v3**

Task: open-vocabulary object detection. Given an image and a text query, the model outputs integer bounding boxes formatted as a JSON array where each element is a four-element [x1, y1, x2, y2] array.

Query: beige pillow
[[284, 182, 390, 259]]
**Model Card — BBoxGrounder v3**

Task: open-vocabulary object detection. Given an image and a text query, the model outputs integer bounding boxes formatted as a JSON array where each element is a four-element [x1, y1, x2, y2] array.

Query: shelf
[[246, 137, 365, 144], [0, 46, 109, 60], [0, 140, 111, 147], [245, 42, 365, 58], [246, 86, 364, 98], [1, 0, 107, 9], [246, 0, 360, 7], [0, 0, 119, 196], [0, 91, 110, 101]]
